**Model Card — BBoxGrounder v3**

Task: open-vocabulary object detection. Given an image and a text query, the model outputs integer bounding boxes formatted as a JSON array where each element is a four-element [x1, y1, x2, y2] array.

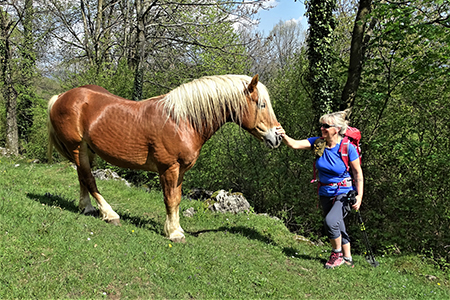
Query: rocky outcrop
[[92, 169, 131, 187], [183, 189, 251, 217]]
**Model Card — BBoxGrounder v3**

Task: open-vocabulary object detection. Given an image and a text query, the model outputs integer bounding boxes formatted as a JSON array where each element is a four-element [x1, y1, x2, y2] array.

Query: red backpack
[[340, 126, 361, 172]]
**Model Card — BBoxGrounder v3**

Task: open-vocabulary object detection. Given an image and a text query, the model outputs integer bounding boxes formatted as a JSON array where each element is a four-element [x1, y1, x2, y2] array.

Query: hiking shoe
[[324, 251, 344, 269], [343, 257, 354, 268]]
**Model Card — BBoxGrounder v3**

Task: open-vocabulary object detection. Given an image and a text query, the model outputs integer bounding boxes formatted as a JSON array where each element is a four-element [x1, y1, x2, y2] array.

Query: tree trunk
[[132, 0, 148, 101], [0, 8, 19, 155], [80, 0, 94, 65], [340, 0, 375, 112], [95, 0, 104, 66], [5, 86, 19, 156]]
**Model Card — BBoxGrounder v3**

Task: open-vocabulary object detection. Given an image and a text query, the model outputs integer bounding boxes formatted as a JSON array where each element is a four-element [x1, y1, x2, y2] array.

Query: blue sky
[[256, 0, 307, 34]]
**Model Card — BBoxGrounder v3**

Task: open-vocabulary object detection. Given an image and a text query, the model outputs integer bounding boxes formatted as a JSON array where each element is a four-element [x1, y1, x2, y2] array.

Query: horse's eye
[[258, 102, 266, 109]]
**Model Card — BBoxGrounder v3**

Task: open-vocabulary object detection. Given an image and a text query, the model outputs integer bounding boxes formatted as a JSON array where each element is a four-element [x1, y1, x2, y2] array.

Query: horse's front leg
[[160, 164, 185, 243]]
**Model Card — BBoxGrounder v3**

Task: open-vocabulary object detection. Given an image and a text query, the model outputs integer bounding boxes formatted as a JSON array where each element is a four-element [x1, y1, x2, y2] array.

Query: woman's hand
[[275, 125, 312, 150], [275, 126, 286, 137], [349, 158, 363, 211], [352, 195, 362, 211]]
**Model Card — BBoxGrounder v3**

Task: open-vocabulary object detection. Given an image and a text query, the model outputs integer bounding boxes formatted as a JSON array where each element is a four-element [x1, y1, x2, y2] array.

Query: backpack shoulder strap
[[339, 136, 350, 172]]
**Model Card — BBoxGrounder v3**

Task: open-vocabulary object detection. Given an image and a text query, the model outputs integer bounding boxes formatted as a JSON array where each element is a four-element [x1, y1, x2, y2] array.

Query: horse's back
[[59, 85, 131, 107], [50, 86, 128, 143], [53, 85, 137, 121]]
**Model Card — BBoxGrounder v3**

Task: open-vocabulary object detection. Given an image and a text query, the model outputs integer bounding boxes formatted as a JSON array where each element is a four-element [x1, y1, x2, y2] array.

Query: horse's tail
[[47, 95, 73, 163], [47, 95, 59, 163]]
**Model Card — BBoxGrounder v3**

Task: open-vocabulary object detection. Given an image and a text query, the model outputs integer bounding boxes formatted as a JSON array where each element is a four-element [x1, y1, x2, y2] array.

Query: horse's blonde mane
[[160, 75, 274, 131]]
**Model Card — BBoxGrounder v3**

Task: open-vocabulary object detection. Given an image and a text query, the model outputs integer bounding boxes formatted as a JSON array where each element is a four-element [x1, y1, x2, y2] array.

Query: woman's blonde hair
[[319, 108, 351, 136]]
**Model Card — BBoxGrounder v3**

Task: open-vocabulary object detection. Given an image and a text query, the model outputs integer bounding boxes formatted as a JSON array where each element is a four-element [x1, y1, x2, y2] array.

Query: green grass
[[0, 158, 448, 299]]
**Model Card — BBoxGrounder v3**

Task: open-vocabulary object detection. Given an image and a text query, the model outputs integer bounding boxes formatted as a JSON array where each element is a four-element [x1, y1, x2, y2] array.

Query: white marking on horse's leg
[[177, 209, 184, 233], [92, 192, 120, 225], [173, 209, 184, 233], [78, 184, 97, 215], [164, 208, 185, 243]]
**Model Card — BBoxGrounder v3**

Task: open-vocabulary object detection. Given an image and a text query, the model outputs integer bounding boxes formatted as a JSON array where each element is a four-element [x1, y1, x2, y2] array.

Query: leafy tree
[[0, 0, 53, 156], [17, 0, 37, 143], [305, 0, 339, 120], [44, 0, 266, 97]]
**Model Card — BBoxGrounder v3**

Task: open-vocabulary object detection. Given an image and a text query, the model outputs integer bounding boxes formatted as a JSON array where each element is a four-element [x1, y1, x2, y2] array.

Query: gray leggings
[[320, 193, 351, 245]]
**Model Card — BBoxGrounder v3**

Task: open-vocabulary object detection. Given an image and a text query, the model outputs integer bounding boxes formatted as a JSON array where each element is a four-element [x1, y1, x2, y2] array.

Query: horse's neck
[[195, 110, 241, 144]]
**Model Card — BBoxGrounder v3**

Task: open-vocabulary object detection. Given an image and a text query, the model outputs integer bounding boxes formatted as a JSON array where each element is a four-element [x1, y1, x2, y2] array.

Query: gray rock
[[209, 190, 250, 214], [92, 169, 131, 187], [183, 207, 196, 217]]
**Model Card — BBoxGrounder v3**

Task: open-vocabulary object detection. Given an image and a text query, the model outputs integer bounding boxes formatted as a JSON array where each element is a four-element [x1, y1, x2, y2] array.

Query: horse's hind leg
[[74, 142, 120, 225], [78, 147, 98, 215], [79, 183, 98, 216]]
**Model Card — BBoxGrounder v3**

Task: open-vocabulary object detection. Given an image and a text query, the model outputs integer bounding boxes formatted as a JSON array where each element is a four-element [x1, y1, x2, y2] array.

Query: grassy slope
[[0, 158, 448, 299]]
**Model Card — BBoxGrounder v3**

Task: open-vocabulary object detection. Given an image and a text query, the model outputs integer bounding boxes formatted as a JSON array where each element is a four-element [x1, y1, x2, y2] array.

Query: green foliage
[[16, 76, 62, 161], [193, 18, 247, 76], [21, 97, 48, 160], [60, 59, 135, 99], [16, 87, 35, 142]]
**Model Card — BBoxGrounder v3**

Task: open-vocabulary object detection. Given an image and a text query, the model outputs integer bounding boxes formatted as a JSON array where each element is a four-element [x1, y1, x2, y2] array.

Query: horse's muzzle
[[264, 128, 282, 149]]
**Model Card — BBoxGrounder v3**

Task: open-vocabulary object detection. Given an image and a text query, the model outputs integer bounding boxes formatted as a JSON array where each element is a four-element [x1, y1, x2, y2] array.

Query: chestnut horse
[[47, 74, 281, 242]]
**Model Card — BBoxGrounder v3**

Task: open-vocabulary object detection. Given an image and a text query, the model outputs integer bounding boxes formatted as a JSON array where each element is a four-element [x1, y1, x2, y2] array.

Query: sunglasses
[[320, 123, 337, 129]]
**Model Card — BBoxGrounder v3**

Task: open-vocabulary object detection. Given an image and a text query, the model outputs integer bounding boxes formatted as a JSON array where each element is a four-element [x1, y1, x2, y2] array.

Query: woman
[[276, 110, 363, 269]]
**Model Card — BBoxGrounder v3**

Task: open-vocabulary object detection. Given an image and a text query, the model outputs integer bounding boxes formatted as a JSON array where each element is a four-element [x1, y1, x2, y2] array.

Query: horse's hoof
[[170, 236, 186, 243], [108, 218, 121, 226]]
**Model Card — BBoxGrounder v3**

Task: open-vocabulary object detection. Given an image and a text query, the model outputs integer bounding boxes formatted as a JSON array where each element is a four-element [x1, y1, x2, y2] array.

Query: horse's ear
[[247, 74, 259, 93]]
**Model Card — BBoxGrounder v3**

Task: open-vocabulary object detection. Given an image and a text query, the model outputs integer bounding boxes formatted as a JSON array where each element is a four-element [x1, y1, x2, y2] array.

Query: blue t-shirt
[[308, 137, 359, 197]]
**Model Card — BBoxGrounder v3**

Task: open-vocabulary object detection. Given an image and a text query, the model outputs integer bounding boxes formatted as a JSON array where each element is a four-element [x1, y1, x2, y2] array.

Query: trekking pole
[[347, 191, 379, 267]]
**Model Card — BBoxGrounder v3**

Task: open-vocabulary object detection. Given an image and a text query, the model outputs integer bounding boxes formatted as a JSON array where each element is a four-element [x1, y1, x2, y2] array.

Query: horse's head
[[241, 75, 282, 149]]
